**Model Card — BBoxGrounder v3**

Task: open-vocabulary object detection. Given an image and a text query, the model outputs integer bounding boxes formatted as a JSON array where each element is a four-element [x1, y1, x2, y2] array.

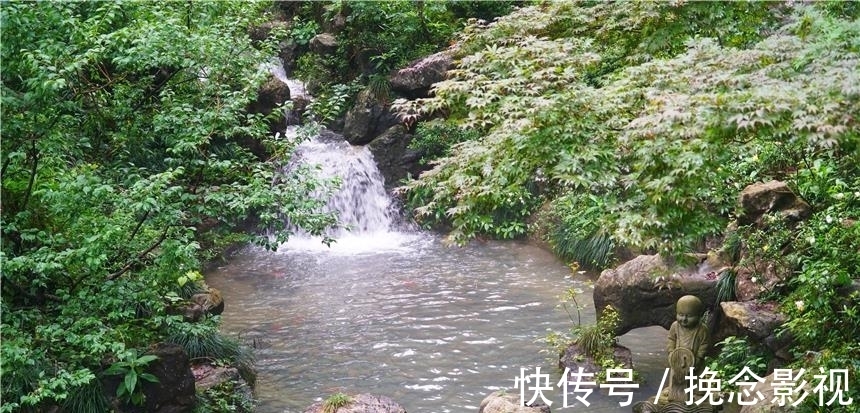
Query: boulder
[[309, 33, 338, 55], [367, 125, 425, 190], [734, 259, 791, 302], [343, 90, 400, 145], [632, 400, 717, 412], [249, 21, 290, 42], [389, 50, 454, 99], [247, 75, 292, 136], [737, 181, 810, 227], [302, 393, 407, 413], [716, 301, 792, 362], [479, 390, 551, 413], [176, 287, 224, 322], [103, 343, 196, 413], [594, 255, 721, 335], [192, 363, 253, 403]]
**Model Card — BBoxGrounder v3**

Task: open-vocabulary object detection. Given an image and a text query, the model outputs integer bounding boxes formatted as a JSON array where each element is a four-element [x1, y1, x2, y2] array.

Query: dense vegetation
[[280, 0, 517, 123], [2, 1, 857, 412], [0, 1, 514, 411], [397, 1, 858, 411], [1, 2, 340, 411]]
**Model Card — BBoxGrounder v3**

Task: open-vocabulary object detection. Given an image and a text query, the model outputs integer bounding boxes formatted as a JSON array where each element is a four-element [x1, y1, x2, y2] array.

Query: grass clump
[[322, 392, 353, 413]]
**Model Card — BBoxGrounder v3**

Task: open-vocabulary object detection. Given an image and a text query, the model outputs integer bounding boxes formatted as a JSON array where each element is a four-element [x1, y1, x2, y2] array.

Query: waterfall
[[280, 133, 422, 253], [266, 60, 421, 253]]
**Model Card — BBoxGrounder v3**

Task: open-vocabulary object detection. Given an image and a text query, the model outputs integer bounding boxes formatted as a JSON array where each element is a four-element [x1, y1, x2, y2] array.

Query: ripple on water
[[206, 239, 667, 413]]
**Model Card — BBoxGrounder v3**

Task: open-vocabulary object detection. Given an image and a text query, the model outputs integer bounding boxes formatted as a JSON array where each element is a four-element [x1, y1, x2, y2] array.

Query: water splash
[[281, 134, 422, 254], [264, 58, 309, 100]]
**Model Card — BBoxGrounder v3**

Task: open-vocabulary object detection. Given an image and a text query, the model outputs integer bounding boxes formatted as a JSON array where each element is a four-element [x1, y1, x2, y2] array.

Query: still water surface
[[206, 234, 668, 412]]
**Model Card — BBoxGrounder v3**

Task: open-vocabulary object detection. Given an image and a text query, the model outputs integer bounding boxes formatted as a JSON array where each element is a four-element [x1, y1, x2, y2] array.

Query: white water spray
[[281, 135, 423, 253]]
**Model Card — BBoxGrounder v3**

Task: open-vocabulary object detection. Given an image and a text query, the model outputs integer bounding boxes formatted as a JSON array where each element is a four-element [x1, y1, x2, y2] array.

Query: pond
[[206, 234, 668, 412], [205, 132, 667, 412]]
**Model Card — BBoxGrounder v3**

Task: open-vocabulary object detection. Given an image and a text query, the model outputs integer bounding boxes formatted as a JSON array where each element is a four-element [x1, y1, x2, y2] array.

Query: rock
[[191, 287, 224, 315], [249, 21, 290, 42], [716, 301, 792, 362], [734, 259, 791, 302], [175, 287, 224, 322], [594, 255, 721, 335], [559, 343, 633, 376], [737, 181, 810, 227], [389, 50, 454, 99], [309, 33, 338, 55], [249, 76, 291, 117], [247, 21, 297, 72], [247, 75, 291, 135], [194, 364, 240, 391], [192, 364, 253, 403], [103, 343, 196, 413], [367, 125, 425, 190], [302, 393, 407, 413], [479, 390, 551, 413], [343, 90, 400, 145]]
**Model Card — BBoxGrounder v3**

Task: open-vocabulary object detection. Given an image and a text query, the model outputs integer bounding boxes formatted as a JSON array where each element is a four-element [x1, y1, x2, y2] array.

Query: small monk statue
[[664, 294, 710, 402], [632, 295, 714, 413]]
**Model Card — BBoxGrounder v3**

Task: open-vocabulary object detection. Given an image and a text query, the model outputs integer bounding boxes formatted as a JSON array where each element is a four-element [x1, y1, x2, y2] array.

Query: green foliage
[[715, 269, 737, 304], [305, 80, 362, 125], [408, 119, 481, 165], [400, 4, 858, 400], [546, 288, 625, 381], [194, 380, 255, 413], [0, 2, 336, 409], [322, 392, 353, 413], [166, 317, 255, 386], [365, 73, 391, 103], [102, 349, 160, 406], [60, 379, 108, 413], [287, 1, 513, 103], [397, 2, 858, 257], [576, 306, 620, 360], [542, 193, 615, 270], [706, 336, 769, 390], [289, 16, 319, 46]]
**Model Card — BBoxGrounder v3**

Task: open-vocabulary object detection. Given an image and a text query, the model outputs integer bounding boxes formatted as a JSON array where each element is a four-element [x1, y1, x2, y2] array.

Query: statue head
[[675, 295, 704, 329]]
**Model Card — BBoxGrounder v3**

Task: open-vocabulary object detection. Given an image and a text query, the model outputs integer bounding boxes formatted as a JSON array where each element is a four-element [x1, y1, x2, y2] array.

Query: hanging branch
[[107, 227, 170, 280]]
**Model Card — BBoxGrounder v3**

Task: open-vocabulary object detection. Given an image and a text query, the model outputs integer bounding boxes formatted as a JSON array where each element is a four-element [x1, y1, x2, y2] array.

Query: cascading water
[[281, 134, 420, 252], [267, 60, 419, 253]]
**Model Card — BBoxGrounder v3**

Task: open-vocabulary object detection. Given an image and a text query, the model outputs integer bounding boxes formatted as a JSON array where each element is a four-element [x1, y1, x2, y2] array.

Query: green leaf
[[139, 373, 160, 384], [123, 371, 138, 396]]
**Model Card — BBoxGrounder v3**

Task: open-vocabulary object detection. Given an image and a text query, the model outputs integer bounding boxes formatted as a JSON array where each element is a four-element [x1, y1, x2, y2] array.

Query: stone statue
[[632, 295, 714, 413]]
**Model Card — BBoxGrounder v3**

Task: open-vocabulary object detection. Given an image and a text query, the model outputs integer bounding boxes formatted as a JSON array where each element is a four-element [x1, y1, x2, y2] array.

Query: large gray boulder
[[302, 393, 407, 413], [309, 33, 338, 55], [343, 90, 400, 145], [367, 125, 424, 190], [737, 181, 810, 227], [717, 301, 792, 362], [389, 50, 454, 98], [479, 390, 551, 413], [247, 75, 292, 138], [594, 255, 722, 335]]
